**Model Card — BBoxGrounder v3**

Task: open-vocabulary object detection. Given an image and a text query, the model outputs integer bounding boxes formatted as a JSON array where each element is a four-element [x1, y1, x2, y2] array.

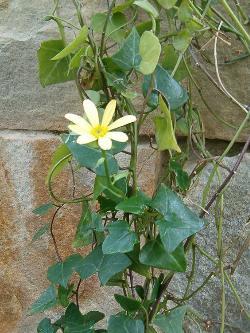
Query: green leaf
[[128, 244, 150, 277], [33, 203, 54, 216], [142, 65, 188, 110], [154, 96, 181, 152], [62, 303, 105, 333], [37, 40, 75, 87], [75, 246, 131, 285], [47, 254, 82, 288], [58, 285, 73, 308], [29, 285, 57, 315], [46, 143, 71, 184], [115, 190, 151, 214], [169, 159, 190, 191], [113, 0, 134, 12], [69, 47, 85, 70], [136, 19, 160, 35], [177, 0, 193, 22], [154, 306, 187, 333], [134, 0, 159, 18], [139, 31, 161, 75], [63, 134, 119, 176], [156, 0, 177, 9], [91, 12, 127, 43], [162, 44, 188, 81], [139, 237, 186, 271], [111, 27, 141, 71], [114, 294, 142, 312], [32, 223, 50, 242], [173, 30, 192, 52], [108, 315, 145, 333], [102, 220, 138, 254], [150, 184, 205, 246], [73, 202, 93, 248], [52, 26, 88, 60], [37, 318, 55, 333]]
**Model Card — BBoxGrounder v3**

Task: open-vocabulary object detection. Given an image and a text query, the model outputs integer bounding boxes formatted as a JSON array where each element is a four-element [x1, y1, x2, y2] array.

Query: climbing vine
[[31, 1, 249, 332]]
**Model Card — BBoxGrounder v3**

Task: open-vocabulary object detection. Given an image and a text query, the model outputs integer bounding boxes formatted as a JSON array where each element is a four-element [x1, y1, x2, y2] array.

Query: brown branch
[[50, 205, 64, 262]]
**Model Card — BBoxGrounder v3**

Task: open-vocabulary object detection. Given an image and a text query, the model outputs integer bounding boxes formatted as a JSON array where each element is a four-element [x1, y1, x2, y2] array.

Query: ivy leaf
[[156, 0, 177, 9], [115, 190, 151, 214], [47, 254, 82, 288], [169, 159, 190, 191], [37, 318, 55, 333], [91, 12, 127, 43], [154, 306, 187, 333], [32, 223, 50, 242], [150, 184, 205, 245], [177, 0, 193, 23], [142, 65, 188, 110], [63, 134, 119, 176], [46, 143, 71, 184], [52, 26, 88, 60], [29, 285, 57, 315], [58, 285, 74, 308], [33, 203, 54, 216], [102, 220, 138, 254], [134, 0, 159, 18], [154, 96, 181, 152], [75, 246, 131, 285], [114, 294, 142, 312], [128, 244, 150, 277], [62, 303, 105, 333], [139, 31, 161, 75], [139, 237, 186, 272], [111, 28, 141, 71], [173, 30, 192, 52], [37, 40, 75, 87], [107, 315, 145, 333]]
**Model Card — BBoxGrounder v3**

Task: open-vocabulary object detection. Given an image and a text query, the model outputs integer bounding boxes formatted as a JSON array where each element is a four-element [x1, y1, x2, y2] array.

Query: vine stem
[[219, 0, 250, 44], [100, 0, 116, 57], [50, 206, 63, 262]]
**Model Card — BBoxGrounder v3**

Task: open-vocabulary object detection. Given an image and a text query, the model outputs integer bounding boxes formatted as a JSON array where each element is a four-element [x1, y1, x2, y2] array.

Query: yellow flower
[[65, 99, 136, 150]]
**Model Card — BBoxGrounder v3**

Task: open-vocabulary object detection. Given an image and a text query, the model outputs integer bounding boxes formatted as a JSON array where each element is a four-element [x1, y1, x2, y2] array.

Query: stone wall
[[0, 1, 249, 332]]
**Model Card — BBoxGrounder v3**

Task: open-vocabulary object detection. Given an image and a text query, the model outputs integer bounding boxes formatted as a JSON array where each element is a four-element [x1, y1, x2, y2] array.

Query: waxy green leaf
[[162, 44, 188, 81], [134, 0, 159, 18], [173, 29, 192, 52], [37, 318, 55, 333], [154, 96, 181, 152], [169, 159, 190, 191], [52, 26, 88, 60], [102, 220, 138, 254], [139, 237, 186, 271], [108, 315, 145, 333], [73, 202, 93, 248], [151, 184, 205, 248], [115, 294, 142, 312], [115, 190, 151, 214], [139, 31, 161, 75], [142, 65, 188, 110], [111, 28, 141, 71], [47, 254, 82, 288], [156, 0, 177, 9], [75, 246, 131, 285], [29, 285, 57, 315], [37, 40, 75, 87], [154, 306, 187, 333]]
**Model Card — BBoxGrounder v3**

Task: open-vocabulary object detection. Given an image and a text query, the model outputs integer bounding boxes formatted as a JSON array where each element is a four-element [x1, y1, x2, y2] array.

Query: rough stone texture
[[0, 130, 160, 333], [171, 153, 250, 333], [0, 1, 249, 141]]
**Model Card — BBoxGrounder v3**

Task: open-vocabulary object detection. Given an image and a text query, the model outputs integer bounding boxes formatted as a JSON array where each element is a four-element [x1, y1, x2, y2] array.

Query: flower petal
[[98, 137, 112, 150], [77, 133, 96, 145], [65, 113, 92, 131], [68, 124, 87, 135], [83, 99, 99, 127], [102, 99, 116, 126], [108, 115, 136, 130], [106, 131, 128, 142]]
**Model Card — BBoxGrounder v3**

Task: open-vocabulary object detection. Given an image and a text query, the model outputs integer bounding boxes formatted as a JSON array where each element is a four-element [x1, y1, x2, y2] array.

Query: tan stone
[[0, 130, 160, 332]]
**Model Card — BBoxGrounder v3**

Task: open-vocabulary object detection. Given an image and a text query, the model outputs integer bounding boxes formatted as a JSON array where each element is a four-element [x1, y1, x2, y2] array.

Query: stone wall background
[[0, 1, 249, 332]]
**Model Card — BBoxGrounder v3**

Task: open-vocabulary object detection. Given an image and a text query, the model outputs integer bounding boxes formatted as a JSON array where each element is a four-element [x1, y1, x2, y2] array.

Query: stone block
[[0, 130, 159, 332]]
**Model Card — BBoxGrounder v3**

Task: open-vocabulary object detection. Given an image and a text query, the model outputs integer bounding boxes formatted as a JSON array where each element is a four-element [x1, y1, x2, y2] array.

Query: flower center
[[91, 125, 108, 138]]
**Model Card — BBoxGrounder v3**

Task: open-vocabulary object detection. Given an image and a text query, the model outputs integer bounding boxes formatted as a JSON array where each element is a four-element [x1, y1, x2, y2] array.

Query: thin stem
[[100, 0, 116, 57], [50, 206, 63, 262]]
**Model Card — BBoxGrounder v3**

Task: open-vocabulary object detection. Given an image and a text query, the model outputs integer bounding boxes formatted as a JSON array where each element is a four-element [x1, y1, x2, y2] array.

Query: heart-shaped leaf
[[139, 31, 161, 75], [108, 315, 145, 333], [154, 306, 187, 333]]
